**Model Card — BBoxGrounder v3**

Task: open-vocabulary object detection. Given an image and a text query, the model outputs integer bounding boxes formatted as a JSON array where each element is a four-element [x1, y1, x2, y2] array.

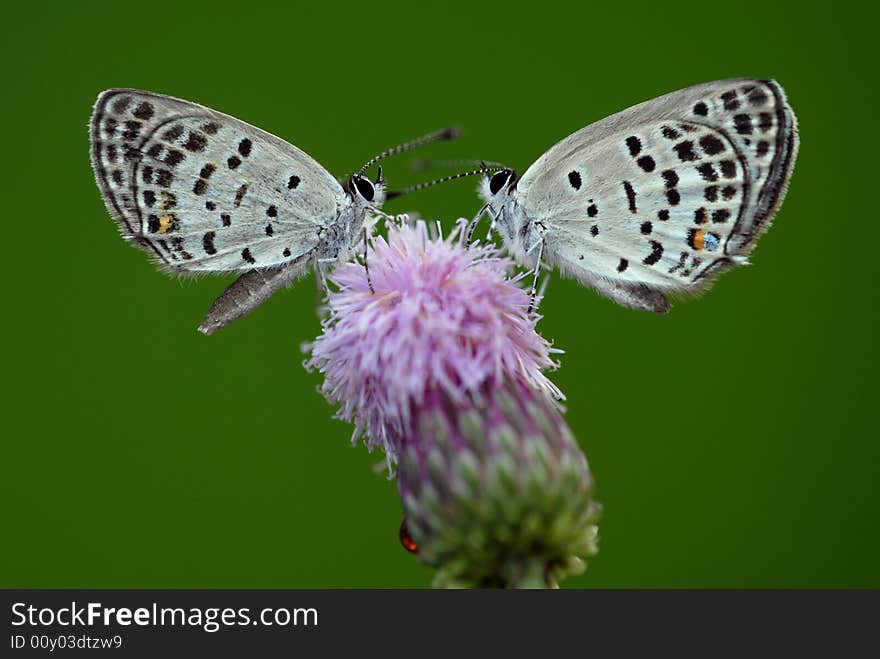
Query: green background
[[2, 0, 877, 588]]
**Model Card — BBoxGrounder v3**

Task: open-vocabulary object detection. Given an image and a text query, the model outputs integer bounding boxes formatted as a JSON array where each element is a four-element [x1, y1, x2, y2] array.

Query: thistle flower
[[305, 219, 600, 588]]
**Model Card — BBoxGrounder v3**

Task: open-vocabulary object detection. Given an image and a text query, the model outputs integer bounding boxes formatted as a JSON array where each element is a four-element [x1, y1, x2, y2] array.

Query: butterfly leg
[[370, 207, 413, 232], [486, 205, 506, 242], [315, 256, 335, 299], [465, 203, 493, 245], [363, 226, 375, 294], [526, 224, 547, 314]]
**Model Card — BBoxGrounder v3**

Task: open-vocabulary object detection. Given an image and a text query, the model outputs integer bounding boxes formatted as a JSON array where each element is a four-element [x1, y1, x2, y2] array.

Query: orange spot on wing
[[158, 214, 175, 234]]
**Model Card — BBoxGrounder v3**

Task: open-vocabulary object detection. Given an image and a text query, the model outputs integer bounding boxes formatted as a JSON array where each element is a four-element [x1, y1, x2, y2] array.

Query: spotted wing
[[90, 89, 348, 273], [515, 79, 798, 311]]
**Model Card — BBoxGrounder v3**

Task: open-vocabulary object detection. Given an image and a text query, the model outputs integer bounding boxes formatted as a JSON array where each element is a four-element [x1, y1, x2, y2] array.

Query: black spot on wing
[[234, 184, 248, 207], [697, 163, 718, 182], [668, 251, 688, 274], [637, 156, 655, 172], [643, 241, 663, 266], [568, 171, 582, 190], [748, 88, 769, 106], [133, 102, 154, 120], [112, 96, 132, 114], [162, 124, 184, 142], [164, 149, 185, 167], [625, 136, 641, 157], [674, 141, 698, 162], [203, 231, 217, 255], [155, 169, 173, 188], [662, 170, 679, 188], [622, 181, 637, 213], [122, 121, 141, 140], [699, 135, 725, 155], [183, 131, 207, 152], [721, 90, 740, 111], [661, 125, 680, 140], [712, 209, 731, 223], [734, 114, 752, 135], [123, 144, 140, 162]]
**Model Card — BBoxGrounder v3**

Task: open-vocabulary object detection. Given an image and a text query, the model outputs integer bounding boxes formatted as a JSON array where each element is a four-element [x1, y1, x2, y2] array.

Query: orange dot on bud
[[399, 520, 418, 554]]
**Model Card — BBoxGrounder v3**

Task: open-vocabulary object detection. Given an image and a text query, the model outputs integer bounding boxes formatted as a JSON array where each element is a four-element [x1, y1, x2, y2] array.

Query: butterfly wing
[[514, 78, 798, 311], [90, 89, 349, 273]]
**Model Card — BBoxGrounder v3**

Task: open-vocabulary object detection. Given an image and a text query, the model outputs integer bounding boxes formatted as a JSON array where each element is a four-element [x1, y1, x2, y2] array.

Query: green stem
[[509, 560, 553, 589]]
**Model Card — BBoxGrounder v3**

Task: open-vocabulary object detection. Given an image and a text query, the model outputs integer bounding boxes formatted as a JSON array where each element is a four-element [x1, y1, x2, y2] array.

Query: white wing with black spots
[[90, 89, 347, 273], [484, 78, 799, 312]]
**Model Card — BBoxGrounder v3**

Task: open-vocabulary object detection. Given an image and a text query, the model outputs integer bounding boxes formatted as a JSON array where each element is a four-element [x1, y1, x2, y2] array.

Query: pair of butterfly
[[89, 79, 798, 334]]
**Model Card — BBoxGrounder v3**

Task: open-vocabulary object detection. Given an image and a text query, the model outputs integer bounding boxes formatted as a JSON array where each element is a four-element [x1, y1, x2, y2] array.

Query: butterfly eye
[[353, 176, 375, 202], [489, 170, 511, 195], [399, 519, 418, 554]]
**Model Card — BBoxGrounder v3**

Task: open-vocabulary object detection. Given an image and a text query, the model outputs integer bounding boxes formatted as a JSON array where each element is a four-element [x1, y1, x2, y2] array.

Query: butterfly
[[476, 79, 799, 312], [89, 89, 456, 333]]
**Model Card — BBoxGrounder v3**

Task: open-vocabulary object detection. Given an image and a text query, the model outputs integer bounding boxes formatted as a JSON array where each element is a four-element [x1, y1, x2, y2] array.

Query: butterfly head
[[479, 167, 517, 205], [348, 166, 386, 208]]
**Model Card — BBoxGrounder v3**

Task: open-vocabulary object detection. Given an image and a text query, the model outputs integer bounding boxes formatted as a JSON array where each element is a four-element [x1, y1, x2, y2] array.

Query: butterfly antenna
[[409, 157, 509, 173], [385, 166, 505, 200], [357, 127, 461, 177]]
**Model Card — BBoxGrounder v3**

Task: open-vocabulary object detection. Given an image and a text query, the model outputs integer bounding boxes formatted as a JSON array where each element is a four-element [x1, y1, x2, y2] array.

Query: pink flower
[[305, 219, 599, 588], [306, 219, 562, 467]]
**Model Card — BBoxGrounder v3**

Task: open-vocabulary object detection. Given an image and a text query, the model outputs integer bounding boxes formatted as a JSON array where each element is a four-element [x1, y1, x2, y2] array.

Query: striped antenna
[[385, 165, 505, 200], [410, 157, 509, 173], [357, 127, 461, 177]]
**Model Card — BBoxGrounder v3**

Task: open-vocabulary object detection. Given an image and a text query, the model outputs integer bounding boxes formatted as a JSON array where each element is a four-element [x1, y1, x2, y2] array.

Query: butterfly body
[[480, 78, 799, 312]]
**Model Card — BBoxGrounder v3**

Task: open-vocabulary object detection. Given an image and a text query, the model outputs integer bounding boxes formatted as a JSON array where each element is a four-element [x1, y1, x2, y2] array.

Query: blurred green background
[[2, 0, 877, 588]]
